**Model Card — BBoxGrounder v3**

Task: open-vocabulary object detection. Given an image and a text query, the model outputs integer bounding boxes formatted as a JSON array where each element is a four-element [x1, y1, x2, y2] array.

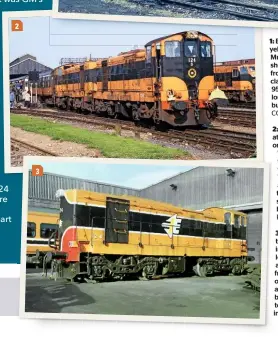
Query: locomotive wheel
[[154, 121, 168, 132], [231, 264, 242, 276], [193, 263, 208, 277], [139, 264, 157, 281]]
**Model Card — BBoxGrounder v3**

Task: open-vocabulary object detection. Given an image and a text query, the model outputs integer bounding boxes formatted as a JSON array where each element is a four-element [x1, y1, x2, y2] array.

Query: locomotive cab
[[145, 31, 225, 126]]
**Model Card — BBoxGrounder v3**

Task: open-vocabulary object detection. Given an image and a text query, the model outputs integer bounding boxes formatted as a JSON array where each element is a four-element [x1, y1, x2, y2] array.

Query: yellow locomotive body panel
[[40, 189, 248, 280], [58, 189, 247, 259], [27, 211, 59, 263]]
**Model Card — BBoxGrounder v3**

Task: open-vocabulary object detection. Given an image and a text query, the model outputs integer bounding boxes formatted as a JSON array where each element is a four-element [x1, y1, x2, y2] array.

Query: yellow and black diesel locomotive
[[27, 211, 59, 265], [34, 31, 226, 128], [214, 59, 256, 103], [41, 189, 248, 281]]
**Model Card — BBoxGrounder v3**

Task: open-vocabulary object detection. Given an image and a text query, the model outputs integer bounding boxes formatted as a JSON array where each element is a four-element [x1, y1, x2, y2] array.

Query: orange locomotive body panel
[[214, 59, 256, 102]]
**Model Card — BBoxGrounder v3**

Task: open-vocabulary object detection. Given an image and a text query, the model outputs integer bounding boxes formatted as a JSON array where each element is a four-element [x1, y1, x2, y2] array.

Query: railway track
[[11, 137, 58, 157], [151, 0, 278, 21], [11, 108, 256, 158], [217, 109, 256, 128], [228, 102, 256, 109]]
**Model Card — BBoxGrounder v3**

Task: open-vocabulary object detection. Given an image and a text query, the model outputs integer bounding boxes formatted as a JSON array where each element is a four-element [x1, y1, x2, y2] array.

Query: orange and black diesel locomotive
[[214, 59, 255, 103], [41, 189, 248, 282], [32, 31, 226, 128]]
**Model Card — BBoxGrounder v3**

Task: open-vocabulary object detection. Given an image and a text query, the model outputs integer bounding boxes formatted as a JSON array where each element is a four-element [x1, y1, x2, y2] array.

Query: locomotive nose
[[209, 87, 228, 107]]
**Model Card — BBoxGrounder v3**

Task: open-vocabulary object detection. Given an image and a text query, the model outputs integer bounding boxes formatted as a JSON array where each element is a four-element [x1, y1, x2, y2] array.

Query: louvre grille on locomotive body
[[33, 31, 225, 128], [41, 189, 248, 282]]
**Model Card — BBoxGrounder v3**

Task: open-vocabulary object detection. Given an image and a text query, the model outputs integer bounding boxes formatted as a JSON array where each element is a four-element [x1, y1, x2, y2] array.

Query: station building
[[28, 166, 264, 263]]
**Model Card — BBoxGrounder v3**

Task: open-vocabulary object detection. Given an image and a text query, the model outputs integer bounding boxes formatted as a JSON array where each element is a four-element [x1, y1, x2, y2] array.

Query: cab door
[[105, 197, 129, 244], [101, 60, 109, 91], [80, 65, 85, 91]]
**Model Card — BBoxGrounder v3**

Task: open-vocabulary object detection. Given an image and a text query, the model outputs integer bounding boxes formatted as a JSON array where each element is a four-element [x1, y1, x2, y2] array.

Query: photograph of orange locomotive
[[39, 189, 248, 282], [214, 59, 256, 103], [32, 30, 226, 128]]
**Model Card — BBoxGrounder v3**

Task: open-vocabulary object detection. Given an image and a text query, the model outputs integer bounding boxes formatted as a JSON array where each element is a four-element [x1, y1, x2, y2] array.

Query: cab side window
[[40, 223, 58, 239], [146, 46, 152, 64], [224, 212, 232, 238], [165, 41, 181, 58], [27, 222, 36, 238], [232, 69, 239, 78]]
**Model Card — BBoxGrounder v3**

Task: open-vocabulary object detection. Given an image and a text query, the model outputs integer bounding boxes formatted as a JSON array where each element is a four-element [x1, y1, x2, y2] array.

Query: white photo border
[[3, 10, 263, 174], [52, 0, 278, 29], [19, 157, 269, 325]]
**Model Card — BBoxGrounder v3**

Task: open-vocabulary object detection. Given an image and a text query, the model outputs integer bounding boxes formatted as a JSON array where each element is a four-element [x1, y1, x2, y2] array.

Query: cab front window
[[240, 66, 248, 74], [184, 41, 198, 57], [200, 41, 212, 58], [165, 41, 181, 58]]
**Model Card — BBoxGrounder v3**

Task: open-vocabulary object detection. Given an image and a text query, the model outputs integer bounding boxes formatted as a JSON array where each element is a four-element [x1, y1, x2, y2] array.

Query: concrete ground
[[25, 269, 260, 319]]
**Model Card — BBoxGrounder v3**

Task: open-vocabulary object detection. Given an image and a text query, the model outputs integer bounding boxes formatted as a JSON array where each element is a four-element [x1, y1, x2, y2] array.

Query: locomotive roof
[[56, 189, 246, 223], [145, 31, 212, 47]]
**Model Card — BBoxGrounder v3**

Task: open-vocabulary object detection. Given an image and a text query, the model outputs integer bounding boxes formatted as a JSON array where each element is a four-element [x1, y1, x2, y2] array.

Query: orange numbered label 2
[[11, 20, 23, 32], [32, 165, 44, 177]]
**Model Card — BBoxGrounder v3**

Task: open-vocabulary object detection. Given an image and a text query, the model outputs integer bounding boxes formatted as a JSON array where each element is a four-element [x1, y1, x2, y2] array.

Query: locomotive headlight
[[188, 68, 197, 79]]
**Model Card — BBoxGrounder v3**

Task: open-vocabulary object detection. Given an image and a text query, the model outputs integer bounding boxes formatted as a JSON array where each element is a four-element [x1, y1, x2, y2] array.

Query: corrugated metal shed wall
[[28, 167, 263, 210], [139, 167, 263, 210], [246, 211, 262, 263], [28, 171, 139, 210]]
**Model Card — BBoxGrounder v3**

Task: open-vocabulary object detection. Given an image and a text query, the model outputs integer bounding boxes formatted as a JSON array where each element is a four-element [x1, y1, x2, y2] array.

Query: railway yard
[[25, 268, 260, 318], [58, 0, 278, 21], [10, 103, 256, 166]]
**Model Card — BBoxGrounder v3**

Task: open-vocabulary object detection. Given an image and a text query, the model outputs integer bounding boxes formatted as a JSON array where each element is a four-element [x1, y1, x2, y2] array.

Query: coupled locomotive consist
[[214, 59, 255, 103], [41, 189, 248, 282], [33, 31, 225, 128], [27, 211, 59, 265]]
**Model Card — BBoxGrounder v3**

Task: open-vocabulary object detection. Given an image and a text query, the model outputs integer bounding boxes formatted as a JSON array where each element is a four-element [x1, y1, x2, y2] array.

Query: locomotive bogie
[[46, 253, 248, 282]]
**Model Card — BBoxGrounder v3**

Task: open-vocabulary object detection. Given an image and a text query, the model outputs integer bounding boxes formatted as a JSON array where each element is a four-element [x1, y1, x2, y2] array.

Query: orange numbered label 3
[[31, 165, 44, 177], [11, 20, 23, 32]]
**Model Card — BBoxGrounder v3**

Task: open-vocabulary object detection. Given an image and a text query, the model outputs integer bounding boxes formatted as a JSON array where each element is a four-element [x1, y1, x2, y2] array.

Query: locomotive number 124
[[188, 57, 196, 66]]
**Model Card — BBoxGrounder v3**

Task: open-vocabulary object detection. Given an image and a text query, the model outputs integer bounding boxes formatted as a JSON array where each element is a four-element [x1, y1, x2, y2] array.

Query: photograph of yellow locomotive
[[41, 189, 249, 281], [26, 211, 59, 265], [21, 159, 267, 322]]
